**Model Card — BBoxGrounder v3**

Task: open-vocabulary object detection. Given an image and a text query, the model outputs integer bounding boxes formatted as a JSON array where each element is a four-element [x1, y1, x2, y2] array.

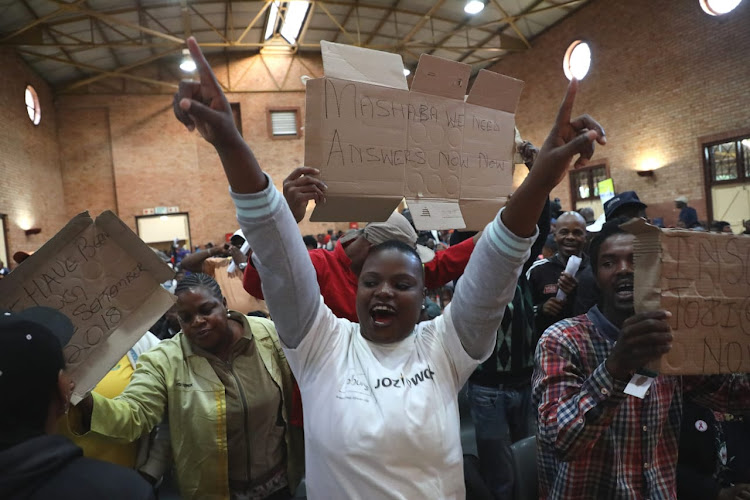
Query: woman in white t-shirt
[[172, 37, 605, 499]]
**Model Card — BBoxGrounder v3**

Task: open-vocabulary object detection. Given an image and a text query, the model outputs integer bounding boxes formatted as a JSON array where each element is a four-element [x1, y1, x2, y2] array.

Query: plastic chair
[[510, 435, 538, 500]]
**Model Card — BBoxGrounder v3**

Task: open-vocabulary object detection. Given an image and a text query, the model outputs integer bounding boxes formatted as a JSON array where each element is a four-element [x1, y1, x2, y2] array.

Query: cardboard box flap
[[466, 69, 524, 113], [459, 198, 506, 231], [320, 40, 408, 90], [310, 195, 402, 223], [410, 53, 471, 100]]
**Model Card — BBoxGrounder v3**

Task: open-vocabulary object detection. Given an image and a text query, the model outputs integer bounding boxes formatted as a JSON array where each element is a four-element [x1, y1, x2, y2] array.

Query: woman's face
[[356, 247, 425, 344], [176, 286, 230, 353]]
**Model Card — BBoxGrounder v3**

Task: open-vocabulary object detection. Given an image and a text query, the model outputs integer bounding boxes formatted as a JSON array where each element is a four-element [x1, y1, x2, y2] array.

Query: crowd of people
[[2, 36, 750, 500]]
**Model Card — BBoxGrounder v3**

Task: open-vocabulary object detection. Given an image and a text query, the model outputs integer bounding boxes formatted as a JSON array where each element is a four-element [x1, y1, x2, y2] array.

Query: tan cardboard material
[[0, 211, 175, 403], [624, 218, 750, 375], [305, 42, 523, 230]]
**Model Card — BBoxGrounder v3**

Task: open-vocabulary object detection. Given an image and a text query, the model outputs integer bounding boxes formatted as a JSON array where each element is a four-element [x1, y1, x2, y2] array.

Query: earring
[[227, 312, 231, 318]]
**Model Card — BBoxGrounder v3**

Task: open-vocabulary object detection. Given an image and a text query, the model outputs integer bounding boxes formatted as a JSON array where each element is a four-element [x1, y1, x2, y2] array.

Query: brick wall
[[489, 0, 750, 226], [57, 52, 351, 248], [0, 48, 67, 268]]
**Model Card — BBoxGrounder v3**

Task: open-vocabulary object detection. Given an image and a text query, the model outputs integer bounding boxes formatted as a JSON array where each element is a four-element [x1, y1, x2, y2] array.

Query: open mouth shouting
[[615, 280, 634, 301], [370, 304, 397, 328]]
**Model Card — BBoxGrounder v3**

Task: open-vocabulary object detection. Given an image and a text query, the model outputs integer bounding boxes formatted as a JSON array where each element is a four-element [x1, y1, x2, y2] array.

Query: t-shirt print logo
[[373, 366, 435, 389], [337, 371, 372, 402], [544, 284, 558, 295]]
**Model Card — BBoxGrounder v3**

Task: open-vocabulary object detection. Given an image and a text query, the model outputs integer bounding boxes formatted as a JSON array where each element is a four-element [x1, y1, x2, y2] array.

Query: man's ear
[[223, 297, 228, 309]]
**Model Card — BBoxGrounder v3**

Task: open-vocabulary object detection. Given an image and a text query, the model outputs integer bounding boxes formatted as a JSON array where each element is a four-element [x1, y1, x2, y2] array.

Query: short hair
[[589, 216, 630, 272], [174, 273, 224, 302], [302, 235, 317, 248], [366, 240, 424, 281]]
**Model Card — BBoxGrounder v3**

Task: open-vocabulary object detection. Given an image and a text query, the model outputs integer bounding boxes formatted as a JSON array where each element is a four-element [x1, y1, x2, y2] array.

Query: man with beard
[[532, 217, 750, 499], [526, 211, 589, 336]]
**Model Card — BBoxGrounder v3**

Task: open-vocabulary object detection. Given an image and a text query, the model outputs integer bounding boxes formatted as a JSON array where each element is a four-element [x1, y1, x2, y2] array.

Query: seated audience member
[[0, 307, 154, 500], [172, 37, 605, 498], [149, 302, 181, 340], [743, 220, 750, 235], [676, 195, 699, 228], [303, 234, 318, 250], [268, 168, 481, 322], [57, 331, 170, 485], [578, 207, 595, 225], [527, 211, 591, 336], [677, 400, 750, 500], [74, 273, 303, 500], [533, 217, 750, 499], [710, 220, 733, 233], [181, 229, 268, 315]]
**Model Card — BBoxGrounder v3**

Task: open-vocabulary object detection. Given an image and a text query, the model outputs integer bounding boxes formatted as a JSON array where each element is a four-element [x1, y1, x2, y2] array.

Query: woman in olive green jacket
[[76, 273, 303, 500]]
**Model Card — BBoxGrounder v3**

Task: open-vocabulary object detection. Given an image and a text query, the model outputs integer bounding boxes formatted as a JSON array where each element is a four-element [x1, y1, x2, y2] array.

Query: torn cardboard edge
[[307, 42, 523, 231], [623, 219, 750, 376], [0, 211, 175, 404], [622, 218, 664, 376]]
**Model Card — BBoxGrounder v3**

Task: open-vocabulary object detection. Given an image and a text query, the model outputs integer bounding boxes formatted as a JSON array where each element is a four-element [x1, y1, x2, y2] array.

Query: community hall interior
[[0, 0, 749, 499]]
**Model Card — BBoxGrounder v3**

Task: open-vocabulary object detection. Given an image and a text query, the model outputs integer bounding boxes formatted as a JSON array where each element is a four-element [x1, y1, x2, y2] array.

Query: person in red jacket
[[242, 166, 481, 322]]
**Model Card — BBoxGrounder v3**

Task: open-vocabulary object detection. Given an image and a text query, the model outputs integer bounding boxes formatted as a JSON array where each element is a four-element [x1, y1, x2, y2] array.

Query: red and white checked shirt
[[532, 306, 750, 500]]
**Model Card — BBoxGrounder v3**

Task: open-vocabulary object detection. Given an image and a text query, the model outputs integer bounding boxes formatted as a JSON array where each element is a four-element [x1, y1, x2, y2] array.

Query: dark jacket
[[526, 252, 591, 336], [677, 401, 750, 500], [0, 434, 155, 500]]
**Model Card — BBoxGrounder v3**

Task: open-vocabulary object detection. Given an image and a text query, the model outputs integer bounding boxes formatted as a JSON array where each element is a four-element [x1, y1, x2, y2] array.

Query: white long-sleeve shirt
[[231, 176, 535, 499]]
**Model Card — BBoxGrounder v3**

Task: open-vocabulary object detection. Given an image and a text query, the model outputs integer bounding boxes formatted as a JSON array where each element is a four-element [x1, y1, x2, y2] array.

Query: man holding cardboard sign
[[532, 217, 750, 500]]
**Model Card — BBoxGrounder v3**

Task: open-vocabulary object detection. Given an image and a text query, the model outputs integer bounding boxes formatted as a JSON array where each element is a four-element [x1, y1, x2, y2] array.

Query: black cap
[[604, 191, 647, 220], [0, 307, 75, 432]]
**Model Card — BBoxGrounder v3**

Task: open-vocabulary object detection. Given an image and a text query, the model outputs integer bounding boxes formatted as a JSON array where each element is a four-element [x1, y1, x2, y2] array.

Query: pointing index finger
[[555, 78, 578, 129], [186, 36, 221, 93]]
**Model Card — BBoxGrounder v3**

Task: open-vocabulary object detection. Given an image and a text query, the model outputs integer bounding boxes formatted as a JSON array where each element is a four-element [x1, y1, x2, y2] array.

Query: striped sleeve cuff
[[229, 174, 283, 221], [485, 207, 539, 262]]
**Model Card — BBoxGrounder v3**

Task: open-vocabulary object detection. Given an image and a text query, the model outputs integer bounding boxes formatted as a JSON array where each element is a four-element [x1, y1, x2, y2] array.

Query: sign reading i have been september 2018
[[0, 211, 174, 403], [625, 218, 750, 374]]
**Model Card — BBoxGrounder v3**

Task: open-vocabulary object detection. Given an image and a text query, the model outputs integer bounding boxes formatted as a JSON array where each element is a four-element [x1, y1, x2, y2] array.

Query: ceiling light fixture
[[464, 0, 485, 14], [179, 48, 196, 72]]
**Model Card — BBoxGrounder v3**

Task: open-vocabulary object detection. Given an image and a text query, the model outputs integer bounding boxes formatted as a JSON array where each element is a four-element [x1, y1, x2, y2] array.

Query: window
[[264, 1, 311, 45], [700, 0, 743, 15], [563, 40, 591, 81], [570, 164, 608, 202], [25, 85, 41, 125], [704, 135, 750, 183], [268, 108, 300, 139]]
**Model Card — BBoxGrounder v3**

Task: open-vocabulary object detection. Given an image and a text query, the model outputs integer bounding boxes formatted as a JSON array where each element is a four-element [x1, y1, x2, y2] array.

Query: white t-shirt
[[285, 298, 481, 500]]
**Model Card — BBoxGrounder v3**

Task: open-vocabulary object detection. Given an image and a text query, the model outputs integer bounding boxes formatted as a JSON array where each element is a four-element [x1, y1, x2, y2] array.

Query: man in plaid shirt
[[532, 219, 750, 499]]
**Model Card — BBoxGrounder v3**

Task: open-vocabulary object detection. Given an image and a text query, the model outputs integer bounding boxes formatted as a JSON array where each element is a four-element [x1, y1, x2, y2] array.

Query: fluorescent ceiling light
[[265, 1, 280, 40], [403, 68, 411, 76], [179, 48, 196, 72], [464, 0, 485, 14], [280, 1, 311, 44]]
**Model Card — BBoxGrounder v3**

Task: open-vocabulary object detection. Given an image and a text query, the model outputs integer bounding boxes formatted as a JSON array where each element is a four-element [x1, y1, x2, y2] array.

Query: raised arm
[[173, 38, 322, 347], [450, 78, 606, 359]]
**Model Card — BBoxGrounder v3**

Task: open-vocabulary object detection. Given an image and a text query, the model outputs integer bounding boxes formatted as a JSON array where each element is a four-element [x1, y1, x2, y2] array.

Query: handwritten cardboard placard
[[305, 41, 523, 230], [625, 218, 750, 374], [0, 211, 174, 403]]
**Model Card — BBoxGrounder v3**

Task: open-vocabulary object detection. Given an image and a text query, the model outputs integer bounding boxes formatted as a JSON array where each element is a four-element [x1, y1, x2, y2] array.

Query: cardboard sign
[[305, 41, 523, 230], [625, 218, 750, 374], [0, 211, 175, 403]]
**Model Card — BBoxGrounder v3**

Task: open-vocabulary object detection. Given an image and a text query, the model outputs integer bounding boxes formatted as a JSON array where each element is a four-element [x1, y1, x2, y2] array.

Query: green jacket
[[90, 314, 303, 500]]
